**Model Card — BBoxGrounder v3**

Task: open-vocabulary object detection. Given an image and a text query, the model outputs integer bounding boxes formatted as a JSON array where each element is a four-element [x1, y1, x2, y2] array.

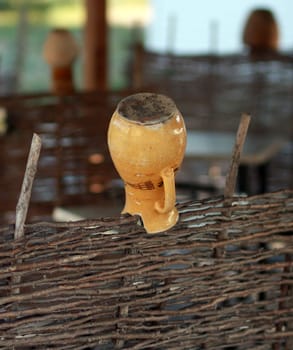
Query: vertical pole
[[166, 14, 176, 54], [15, 134, 42, 239], [84, 0, 107, 90], [209, 20, 219, 54], [15, 2, 28, 92]]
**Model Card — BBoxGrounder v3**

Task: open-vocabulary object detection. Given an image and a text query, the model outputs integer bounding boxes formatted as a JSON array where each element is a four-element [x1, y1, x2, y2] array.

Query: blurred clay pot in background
[[242, 8, 279, 55], [43, 28, 79, 94]]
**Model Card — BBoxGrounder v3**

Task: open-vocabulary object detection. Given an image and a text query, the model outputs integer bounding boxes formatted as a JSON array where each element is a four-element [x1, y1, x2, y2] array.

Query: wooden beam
[[84, 0, 107, 90]]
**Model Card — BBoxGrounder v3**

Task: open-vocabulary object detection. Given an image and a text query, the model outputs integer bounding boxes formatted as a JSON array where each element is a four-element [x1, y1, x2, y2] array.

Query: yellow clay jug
[[107, 92, 186, 233]]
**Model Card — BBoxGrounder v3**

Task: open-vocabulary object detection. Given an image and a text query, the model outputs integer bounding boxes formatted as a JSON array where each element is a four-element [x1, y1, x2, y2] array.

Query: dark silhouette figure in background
[[242, 8, 279, 56]]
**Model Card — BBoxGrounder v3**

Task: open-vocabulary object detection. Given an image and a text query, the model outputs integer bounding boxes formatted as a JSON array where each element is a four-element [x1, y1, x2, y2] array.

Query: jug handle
[[155, 168, 175, 214]]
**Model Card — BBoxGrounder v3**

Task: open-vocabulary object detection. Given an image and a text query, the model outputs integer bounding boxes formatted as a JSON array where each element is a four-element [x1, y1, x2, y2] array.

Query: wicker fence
[[0, 90, 137, 224], [132, 49, 293, 136], [1, 87, 292, 225], [0, 190, 292, 349]]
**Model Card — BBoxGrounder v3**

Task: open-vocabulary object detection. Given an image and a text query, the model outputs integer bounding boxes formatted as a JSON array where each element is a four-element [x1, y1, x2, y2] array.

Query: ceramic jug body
[[108, 93, 186, 233]]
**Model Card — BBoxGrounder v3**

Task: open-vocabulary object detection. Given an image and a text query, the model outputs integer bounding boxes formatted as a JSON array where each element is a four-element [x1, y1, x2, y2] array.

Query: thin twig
[[224, 113, 251, 198], [14, 133, 42, 240], [214, 114, 251, 259]]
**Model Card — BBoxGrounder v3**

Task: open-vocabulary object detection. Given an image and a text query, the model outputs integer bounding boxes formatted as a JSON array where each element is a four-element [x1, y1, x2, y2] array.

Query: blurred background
[[0, 0, 292, 224], [0, 0, 292, 93]]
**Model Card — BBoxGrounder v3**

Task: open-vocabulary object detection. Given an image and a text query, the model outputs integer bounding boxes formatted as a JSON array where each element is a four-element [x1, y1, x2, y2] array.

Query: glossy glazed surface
[[108, 93, 186, 233]]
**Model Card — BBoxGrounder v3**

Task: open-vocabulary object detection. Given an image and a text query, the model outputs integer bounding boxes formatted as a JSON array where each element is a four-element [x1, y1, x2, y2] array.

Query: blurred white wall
[[145, 0, 293, 54]]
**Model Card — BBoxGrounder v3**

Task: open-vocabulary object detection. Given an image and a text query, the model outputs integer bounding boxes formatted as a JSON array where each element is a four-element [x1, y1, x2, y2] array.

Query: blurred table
[[186, 131, 287, 194]]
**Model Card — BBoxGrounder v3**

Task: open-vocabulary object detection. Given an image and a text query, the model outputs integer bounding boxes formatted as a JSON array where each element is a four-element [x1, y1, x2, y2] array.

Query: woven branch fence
[[132, 50, 293, 136], [0, 189, 292, 349]]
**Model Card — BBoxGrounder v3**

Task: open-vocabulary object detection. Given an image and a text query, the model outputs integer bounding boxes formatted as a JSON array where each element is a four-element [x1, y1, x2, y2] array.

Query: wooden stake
[[14, 133, 42, 239], [214, 114, 251, 259], [224, 113, 251, 198]]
